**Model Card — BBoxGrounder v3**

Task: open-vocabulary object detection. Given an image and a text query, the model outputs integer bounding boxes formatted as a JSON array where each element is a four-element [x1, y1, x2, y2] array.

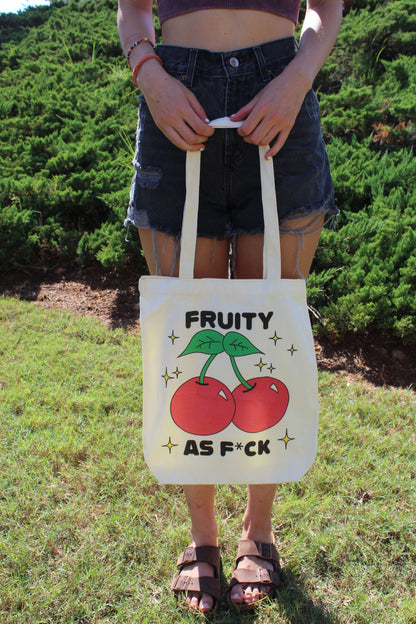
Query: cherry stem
[[199, 354, 217, 384], [230, 356, 253, 390]]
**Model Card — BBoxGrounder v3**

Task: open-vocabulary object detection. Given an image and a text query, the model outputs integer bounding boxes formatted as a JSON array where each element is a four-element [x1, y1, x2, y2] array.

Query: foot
[[229, 555, 274, 605], [171, 544, 221, 613], [180, 559, 216, 612], [228, 540, 280, 607]]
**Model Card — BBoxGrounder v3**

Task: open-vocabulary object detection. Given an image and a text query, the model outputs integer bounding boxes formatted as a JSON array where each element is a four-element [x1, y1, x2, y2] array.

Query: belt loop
[[184, 48, 198, 87], [253, 45, 270, 82]]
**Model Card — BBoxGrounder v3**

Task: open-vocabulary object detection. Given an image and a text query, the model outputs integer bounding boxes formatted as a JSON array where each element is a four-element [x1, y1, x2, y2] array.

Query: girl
[[118, 0, 342, 612]]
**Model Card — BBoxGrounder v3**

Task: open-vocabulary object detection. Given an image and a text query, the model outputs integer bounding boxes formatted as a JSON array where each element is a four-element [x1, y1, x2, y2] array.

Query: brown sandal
[[171, 545, 221, 610], [227, 540, 281, 608]]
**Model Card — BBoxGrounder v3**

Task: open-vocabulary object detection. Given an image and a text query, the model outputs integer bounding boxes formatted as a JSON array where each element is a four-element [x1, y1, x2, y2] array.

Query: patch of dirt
[[0, 264, 141, 331], [315, 335, 415, 390], [0, 265, 415, 390]]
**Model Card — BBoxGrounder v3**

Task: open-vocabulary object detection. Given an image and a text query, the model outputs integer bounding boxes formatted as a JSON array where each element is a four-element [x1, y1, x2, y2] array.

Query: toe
[[186, 593, 200, 610], [199, 593, 213, 612], [251, 586, 261, 602], [243, 585, 253, 603], [230, 583, 244, 604]]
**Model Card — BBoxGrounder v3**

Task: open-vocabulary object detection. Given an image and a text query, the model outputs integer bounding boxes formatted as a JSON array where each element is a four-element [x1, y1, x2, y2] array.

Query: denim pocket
[[265, 54, 296, 81]]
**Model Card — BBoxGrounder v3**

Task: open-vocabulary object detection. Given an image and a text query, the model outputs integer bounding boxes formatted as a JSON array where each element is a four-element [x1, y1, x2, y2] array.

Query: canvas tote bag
[[139, 118, 319, 484]]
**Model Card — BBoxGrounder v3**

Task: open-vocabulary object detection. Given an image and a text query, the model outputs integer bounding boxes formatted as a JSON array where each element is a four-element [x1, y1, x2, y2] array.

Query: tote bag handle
[[179, 117, 281, 280]]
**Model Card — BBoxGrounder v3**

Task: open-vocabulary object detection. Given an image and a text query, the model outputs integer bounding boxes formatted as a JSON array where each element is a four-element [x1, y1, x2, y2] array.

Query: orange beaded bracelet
[[132, 54, 163, 85]]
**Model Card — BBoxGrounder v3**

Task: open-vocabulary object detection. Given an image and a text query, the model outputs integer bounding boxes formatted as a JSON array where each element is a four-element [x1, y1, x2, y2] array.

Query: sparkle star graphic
[[270, 331, 282, 345], [162, 437, 178, 454], [268, 363, 276, 374], [255, 358, 266, 371], [235, 442, 243, 450], [172, 367, 183, 378], [278, 429, 295, 450], [168, 330, 179, 345], [162, 366, 174, 387], [287, 344, 298, 356]]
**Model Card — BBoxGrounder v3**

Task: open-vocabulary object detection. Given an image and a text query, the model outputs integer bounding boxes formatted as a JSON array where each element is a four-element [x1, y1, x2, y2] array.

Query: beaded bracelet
[[132, 53, 163, 86], [126, 37, 155, 69]]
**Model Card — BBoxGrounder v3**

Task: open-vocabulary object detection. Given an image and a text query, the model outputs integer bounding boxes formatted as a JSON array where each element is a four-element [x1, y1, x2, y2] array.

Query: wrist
[[282, 60, 314, 94], [134, 56, 165, 89], [127, 41, 155, 74], [126, 37, 155, 69]]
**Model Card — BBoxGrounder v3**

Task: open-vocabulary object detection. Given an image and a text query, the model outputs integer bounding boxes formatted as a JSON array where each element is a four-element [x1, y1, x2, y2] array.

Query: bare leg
[[139, 228, 229, 612], [181, 485, 219, 611], [233, 214, 325, 280], [230, 214, 324, 605], [138, 229, 229, 278]]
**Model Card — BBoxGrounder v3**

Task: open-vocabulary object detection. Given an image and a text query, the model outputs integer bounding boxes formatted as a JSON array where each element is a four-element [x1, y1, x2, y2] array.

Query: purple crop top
[[157, 1, 302, 26]]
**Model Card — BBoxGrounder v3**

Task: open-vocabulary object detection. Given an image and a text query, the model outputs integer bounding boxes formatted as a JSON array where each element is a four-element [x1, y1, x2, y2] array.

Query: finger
[[265, 127, 291, 159], [185, 111, 215, 138], [185, 93, 215, 136], [175, 119, 211, 145], [230, 98, 257, 122], [164, 127, 207, 152], [254, 124, 281, 147], [242, 120, 279, 146]]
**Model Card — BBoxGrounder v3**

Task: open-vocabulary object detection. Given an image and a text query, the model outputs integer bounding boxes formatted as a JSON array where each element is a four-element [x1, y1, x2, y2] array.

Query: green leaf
[[223, 332, 263, 357], [179, 330, 224, 356]]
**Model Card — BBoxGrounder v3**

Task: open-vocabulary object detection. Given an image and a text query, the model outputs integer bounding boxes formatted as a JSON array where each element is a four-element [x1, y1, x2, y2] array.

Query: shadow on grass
[[272, 568, 341, 624], [205, 567, 341, 624]]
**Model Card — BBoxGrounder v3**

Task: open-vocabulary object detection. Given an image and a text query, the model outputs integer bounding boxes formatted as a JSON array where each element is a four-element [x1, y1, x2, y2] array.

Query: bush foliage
[[0, 0, 415, 341], [0, 0, 139, 270]]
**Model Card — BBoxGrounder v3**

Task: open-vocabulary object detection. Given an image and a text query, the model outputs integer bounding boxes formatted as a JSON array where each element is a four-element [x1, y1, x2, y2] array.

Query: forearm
[[117, 0, 156, 70], [285, 0, 343, 92], [117, 0, 212, 150]]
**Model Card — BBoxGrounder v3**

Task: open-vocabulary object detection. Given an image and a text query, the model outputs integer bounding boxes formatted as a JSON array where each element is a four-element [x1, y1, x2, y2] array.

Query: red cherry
[[170, 377, 235, 435], [232, 377, 289, 433]]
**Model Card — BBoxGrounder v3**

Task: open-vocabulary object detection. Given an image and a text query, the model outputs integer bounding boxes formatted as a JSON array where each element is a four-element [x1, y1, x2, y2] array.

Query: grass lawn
[[0, 296, 415, 624]]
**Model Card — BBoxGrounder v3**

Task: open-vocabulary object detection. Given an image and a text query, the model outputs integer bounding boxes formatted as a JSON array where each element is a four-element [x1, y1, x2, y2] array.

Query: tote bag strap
[[179, 118, 281, 280]]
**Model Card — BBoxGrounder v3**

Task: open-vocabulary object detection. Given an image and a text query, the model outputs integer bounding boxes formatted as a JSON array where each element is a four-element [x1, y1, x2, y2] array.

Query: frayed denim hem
[[125, 199, 339, 278]]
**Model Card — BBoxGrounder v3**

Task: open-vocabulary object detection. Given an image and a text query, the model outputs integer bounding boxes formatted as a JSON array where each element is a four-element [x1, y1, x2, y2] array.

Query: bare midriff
[[161, 9, 296, 52]]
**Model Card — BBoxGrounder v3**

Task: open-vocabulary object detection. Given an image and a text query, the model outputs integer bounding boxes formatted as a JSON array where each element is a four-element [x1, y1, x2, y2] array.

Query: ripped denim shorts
[[124, 36, 338, 238]]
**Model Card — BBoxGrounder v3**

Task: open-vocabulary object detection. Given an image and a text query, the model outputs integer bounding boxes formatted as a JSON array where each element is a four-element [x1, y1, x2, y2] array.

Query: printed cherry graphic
[[170, 330, 235, 435], [222, 332, 289, 433], [170, 329, 289, 435], [171, 376, 235, 435], [232, 378, 289, 433]]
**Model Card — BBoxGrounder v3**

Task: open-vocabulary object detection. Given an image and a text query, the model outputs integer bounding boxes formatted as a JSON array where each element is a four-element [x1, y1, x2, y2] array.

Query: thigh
[[233, 214, 324, 280], [139, 229, 230, 278], [280, 213, 324, 279]]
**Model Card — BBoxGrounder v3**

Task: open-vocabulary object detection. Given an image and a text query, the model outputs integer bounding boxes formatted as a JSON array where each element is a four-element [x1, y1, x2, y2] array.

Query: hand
[[137, 61, 214, 151], [230, 68, 311, 159]]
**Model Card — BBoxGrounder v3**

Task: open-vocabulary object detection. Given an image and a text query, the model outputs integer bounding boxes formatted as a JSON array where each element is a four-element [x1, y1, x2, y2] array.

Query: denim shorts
[[125, 36, 338, 238]]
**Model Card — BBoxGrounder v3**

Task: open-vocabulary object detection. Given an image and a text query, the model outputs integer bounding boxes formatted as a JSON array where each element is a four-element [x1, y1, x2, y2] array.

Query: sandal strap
[[228, 540, 281, 593], [176, 545, 220, 573], [171, 574, 221, 602], [236, 540, 280, 567], [229, 567, 280, 586]]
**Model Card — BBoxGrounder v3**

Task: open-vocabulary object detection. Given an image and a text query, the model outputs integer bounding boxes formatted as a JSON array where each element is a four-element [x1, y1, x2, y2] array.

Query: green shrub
[[1, 0, 415, 341]]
